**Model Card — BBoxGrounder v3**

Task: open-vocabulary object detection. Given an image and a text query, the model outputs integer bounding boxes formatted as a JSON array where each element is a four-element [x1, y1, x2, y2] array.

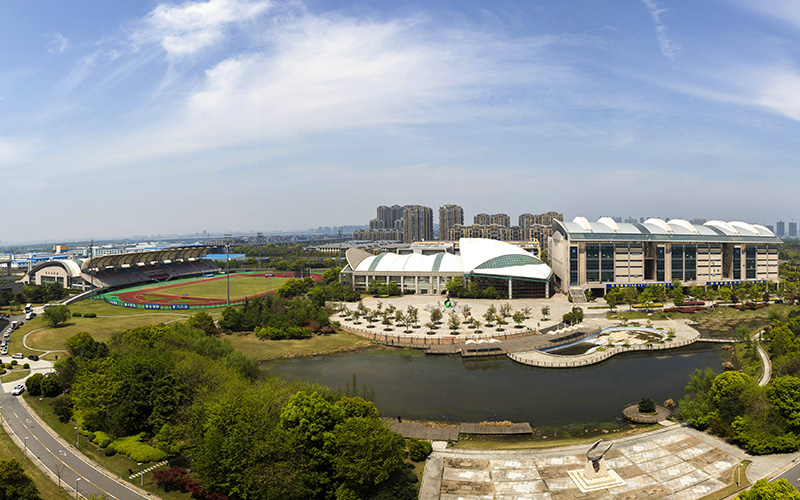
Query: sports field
[[102, 272, 315, 308]]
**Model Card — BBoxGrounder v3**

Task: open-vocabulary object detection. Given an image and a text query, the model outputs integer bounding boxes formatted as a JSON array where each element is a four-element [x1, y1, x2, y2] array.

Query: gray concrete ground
[[419, 426, 784, 500]]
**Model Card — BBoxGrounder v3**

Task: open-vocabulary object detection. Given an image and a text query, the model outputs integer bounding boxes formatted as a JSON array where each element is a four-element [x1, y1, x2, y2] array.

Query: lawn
[[0, 418, 74, 500], [228, 330, 369, 360], [18, 300, 202, 354], [1, 368, 30, 383], [22, 394, 191, 500]]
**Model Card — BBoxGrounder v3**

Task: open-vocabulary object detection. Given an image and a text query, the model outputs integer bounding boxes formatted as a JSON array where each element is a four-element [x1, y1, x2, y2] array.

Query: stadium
[[22, 246, 319, 309]]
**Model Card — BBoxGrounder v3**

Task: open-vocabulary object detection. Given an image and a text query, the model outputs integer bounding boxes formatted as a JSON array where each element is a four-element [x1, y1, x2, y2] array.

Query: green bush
[[407, 438, 432, 462], [0, 368, 5, 375], [93, 431, 114, 448], [104, 446, 116, 457], [83, 312, 97, 318], [72, 312, 83, 317], [23, 363, 29, 369], [10, 360, 17, 366], [638, 397, 657, 414], [112, 434, 168, 462]]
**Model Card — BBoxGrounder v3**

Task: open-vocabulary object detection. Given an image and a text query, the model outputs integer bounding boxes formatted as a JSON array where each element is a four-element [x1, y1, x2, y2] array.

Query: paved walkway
[[754, 331, 771, 387], [421, 426, 754, 500]]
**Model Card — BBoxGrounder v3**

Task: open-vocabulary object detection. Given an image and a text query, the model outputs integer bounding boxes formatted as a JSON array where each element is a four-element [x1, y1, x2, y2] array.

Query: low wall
[[507, 337, 696, 368], [340, 324, 539, 347]]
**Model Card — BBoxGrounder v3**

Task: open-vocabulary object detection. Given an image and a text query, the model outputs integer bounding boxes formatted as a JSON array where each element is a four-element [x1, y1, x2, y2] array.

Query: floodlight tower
[[257, 232, 263, 271], [224, 233, 231, 306]]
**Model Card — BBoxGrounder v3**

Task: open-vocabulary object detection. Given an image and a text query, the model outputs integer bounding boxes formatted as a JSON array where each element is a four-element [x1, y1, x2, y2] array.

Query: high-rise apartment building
[[377, 205, 405, 229], [474, 213, 510, 227], [439, 204, 464, 241], [519, 211, 564, 245], [790, 222, 798, 238], [777, 221, 786, 237], [402, 205, 434, 243], [369, 218, 385, 230]]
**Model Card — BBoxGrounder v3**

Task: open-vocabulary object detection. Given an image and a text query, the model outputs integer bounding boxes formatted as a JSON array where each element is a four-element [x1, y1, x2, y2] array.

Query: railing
[[339, 323, 540, 346], [507, 337, 696, 368]]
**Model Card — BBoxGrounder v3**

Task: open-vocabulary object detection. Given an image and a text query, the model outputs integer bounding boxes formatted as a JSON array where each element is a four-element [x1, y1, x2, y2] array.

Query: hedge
[[632, 303, 663, 309], [92, 431, 115, 448], [112, 434, 168, 462]]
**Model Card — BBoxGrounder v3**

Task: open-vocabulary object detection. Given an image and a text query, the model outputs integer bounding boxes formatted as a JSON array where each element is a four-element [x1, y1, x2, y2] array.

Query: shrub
[[10, 360, 17, 366], [83, 312, 97, 318], [92, 430, 114, 448], [52, 394, 72, 422], [22, 363, 29, 369], [112, 434, 168, 462], [72, 312, 83, 317], [154, 467, 190, 492], [407, 438, 432, 462], [40, 375, 62, 397], [104, 446, 117, 456], [638, 397, 656, 414]]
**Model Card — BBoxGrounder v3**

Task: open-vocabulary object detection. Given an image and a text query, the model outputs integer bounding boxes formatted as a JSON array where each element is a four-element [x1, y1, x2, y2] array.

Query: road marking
[[9, 406, 122, 500]]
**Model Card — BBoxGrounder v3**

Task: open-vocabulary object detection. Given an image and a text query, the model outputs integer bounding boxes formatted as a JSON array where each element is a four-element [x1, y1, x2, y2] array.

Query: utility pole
[[257, 232, 263, 271], [89, 239, 95, 299], [225, 233, 231, 306]]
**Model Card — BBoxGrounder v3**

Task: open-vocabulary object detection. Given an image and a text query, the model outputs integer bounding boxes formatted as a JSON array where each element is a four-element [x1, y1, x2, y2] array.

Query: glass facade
[[569, 247, 578, 286], [601, 244, 614, 282], [671, 244, 683, 280], [586, 244, 600, 282], [733, 247, 741, 279], [745, 245, 756, 279], [684, 245, 696, 281], [656, 246, 665, 281]]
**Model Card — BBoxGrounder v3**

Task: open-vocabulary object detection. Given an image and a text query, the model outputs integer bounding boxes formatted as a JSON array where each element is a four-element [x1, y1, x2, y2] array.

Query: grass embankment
[[450, 423, 663, 450], [0, 419, 74, 499], [21, 393, 191, 500], [1, 368, 31, 383], [229, 330, 370, 360]]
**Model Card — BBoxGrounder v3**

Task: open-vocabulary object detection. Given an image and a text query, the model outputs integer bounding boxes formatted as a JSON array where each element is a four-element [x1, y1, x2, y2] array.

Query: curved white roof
[[557, 217, 779, 243], [348, 238, 552, 281], [28, 259, 83, 278]]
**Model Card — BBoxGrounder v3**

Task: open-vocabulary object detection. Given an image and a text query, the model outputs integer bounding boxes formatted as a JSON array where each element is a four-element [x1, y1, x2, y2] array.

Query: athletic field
[[101, 272, 319, 309]]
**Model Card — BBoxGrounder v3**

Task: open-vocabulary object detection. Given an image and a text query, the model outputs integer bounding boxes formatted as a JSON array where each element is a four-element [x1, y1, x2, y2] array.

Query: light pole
[[39, 397, 43, 415], [225, 233, 231, 306], [74, 426, 79, 448], [257, 232, 263, 271], [24, 436, 28, 457], [75, 477, 81, 499], [139, 462, 143, 486]]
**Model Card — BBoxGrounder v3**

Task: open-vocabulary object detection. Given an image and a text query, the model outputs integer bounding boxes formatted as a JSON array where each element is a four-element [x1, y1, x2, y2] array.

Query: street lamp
[[75, 477, 81, 499], [74, 426, 79, 448], [139, 462, 143, 486], [225, 233, 231, 306], [39, 397, 43, 415], [24, 436, 28, 457]]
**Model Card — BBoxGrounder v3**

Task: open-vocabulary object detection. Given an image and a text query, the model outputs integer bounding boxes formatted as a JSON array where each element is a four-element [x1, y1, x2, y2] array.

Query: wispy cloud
[[130, 0, 272, 58], [46, 32, 70, 54], [641, 0, 679, 59]]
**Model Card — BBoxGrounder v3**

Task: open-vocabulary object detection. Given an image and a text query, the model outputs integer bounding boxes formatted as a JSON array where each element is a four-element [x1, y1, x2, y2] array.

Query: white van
[[10, 321, 17, 329]]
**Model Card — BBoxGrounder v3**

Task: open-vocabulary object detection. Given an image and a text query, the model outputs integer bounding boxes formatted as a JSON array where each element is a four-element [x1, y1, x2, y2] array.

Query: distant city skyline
[[3, 1, 800, 243]]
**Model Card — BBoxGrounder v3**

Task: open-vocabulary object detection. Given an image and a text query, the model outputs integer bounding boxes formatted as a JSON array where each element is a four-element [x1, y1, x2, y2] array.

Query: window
[[684, 245, 696, 281], [733, 247, 741, 280], [569, 247, 578, 286], [586, 244, 599, 282], [671, 244, 683, 280], [656, 246, 665, 282]]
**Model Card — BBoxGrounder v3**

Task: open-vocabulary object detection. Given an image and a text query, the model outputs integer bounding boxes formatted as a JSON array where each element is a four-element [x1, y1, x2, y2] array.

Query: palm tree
[[522, 307, 532, 319]]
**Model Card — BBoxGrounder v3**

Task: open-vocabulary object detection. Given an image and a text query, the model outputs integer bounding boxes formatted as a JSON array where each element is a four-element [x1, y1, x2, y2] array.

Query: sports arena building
[[22, 246, 218, 291], [340, 238, 553, 298], [550, 217, 781, 295]]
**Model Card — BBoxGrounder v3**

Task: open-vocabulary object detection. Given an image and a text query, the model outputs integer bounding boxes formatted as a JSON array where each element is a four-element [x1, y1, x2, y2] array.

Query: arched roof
[[556, 217, 780, 243], [27, 259, 83, 278], [82, 246, 212, 271]]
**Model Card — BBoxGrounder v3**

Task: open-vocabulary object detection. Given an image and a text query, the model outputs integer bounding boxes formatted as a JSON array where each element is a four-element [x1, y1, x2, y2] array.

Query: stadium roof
[[28, 259, 83, 278], [555, 217, 781, 244], [82, 246, 212, 271], [346, 238, 552, 282]]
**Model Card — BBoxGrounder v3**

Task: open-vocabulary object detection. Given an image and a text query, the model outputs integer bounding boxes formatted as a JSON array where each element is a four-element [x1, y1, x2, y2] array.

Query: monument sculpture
[[567, 439, 626, 492]]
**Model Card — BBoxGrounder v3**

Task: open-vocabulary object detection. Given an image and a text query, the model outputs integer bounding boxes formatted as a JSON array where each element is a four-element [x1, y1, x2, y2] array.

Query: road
[[771, 460, 800, 490], [755, 330, 772, 387], [1, 376, 146, 499]]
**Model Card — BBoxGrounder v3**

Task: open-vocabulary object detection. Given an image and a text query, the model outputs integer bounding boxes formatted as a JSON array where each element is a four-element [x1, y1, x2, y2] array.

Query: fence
[[340, 323, 540, 347], [507, 337, 696, 368]]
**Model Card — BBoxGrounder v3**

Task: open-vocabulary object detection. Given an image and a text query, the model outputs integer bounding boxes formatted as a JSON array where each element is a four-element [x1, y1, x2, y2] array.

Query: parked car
[[27, 354, 39, 361], [11, 384, 24, 396], [11, 353, 24, 359]]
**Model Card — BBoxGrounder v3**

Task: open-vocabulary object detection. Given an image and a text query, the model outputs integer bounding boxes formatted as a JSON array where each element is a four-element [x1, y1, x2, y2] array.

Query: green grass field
[[110, 274, 291, 303]]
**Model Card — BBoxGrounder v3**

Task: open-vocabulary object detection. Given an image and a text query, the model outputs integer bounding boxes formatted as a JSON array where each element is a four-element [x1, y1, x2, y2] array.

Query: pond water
[[264, 344, 725, 427]]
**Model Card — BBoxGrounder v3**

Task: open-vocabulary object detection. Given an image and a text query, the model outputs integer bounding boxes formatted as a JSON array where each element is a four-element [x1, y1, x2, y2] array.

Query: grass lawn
[[734, 342, 763, 380], [110, 274, 291, 302], [451, 424, 663, 450], [0, 424, 73, 500], [22, 394, 191, 500], [1, 368, 30, 383], [228, 330, 369, 360], [19, 300, 201, 353]]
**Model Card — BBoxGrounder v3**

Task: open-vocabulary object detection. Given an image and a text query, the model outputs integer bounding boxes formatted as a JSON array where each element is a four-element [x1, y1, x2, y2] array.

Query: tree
[[324, 417, 405, 492], [0, 460, 40, 500], [381, 310, 393, 331], [624, 287, 639, 310], [186, 311, 218, 336], [484, 305, 497, 326], [521, 307, 532, 318], [430, 308, 443, 324], [25, 373, 44, 396], [512, 311, 525, 328], [499, 303, 512, 320], [470, 318, 482, 333], [638, 397, 656, 414], [738, 479, 800, 500], [540, 305, 550, 320], [447, 312, 461, 334], [766, 376, 800, 429], [605, 291, 618, 311], [461, 304, 472, 323], [42, 305, 70, 327], [395, 311, 409, 333], [424, 321, 437, 334], [406, 305, 419, 328]]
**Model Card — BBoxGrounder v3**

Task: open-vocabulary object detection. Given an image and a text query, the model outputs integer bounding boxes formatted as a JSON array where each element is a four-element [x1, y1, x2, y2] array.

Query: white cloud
[[131, 0, 272, 57], [46, 32, 70, 54], [641, 0, 679, 59], [726, 0, 800, 29]]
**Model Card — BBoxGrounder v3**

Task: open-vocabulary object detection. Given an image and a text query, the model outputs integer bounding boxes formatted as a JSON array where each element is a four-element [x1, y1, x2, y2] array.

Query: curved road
[[755, 330, 772, 387]]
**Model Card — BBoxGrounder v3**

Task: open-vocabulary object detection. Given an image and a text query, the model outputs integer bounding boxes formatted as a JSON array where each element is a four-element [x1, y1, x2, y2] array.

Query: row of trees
[[50, 322, 418, 499], [603, 281, 775, 310], [445, 277, 505, 299], [0, 283, 69, 308]]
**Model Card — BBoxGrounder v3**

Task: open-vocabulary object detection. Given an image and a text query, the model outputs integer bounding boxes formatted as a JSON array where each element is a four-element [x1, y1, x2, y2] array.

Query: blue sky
[[2, 0, 800, 243]]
